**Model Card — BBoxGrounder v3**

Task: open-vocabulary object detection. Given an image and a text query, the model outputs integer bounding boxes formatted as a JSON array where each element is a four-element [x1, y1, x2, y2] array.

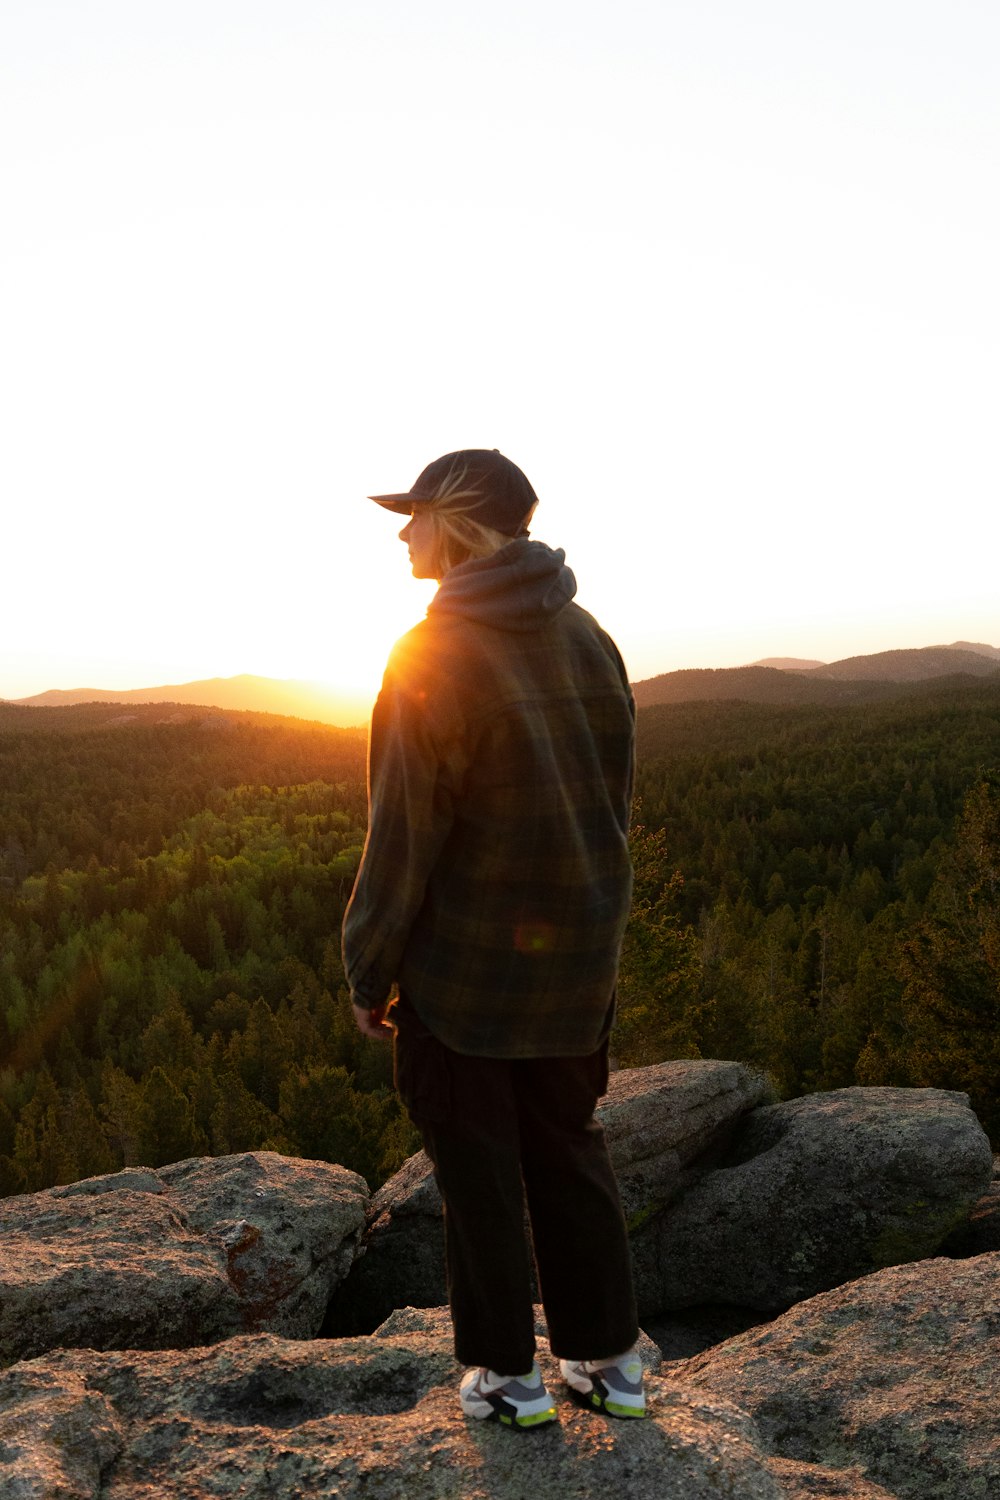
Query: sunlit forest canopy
[[2, 680, 998, 1198]]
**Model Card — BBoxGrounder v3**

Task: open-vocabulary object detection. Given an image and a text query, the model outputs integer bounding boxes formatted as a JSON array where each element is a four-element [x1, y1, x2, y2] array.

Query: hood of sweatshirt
[[428, 539, 578, 633]]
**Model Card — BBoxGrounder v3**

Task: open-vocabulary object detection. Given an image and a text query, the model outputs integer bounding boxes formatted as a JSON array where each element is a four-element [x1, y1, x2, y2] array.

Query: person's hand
[[352, 999, 394, 1039]]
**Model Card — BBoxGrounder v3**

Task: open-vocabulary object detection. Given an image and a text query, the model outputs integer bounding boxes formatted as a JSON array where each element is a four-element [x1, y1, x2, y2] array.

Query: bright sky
[[2, 1, 997, 704]]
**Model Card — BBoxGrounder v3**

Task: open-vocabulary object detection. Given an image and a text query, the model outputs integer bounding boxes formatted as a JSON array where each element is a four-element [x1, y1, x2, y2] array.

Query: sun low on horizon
[[1, 3, 997, 705], [1, 501, 437, 707], [3, 450, 999, 706]]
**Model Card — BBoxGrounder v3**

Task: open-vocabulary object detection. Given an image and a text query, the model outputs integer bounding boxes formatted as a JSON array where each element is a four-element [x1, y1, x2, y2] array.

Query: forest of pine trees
[[1, 678, 998, 1197]]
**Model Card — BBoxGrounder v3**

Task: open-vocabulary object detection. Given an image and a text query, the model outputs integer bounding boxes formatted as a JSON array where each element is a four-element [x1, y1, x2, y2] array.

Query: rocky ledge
[[1, 1062, 998, 1497], [328, 1068, 993, 1331], [3, 1263, 999, 1499], [0, 1153, 366, 1366]]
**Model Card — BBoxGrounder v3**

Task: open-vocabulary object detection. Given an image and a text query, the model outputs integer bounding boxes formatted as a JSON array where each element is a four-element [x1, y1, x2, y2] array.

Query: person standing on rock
[[342, 448, 644, 1429]]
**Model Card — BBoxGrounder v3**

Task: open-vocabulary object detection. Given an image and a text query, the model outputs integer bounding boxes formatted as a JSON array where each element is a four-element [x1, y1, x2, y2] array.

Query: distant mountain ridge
[[634, 643, 999, 709], [798, 645, 1000, 683], [749, 657, 827, 671], [941, 640, 1000, 661], [7, 674, 373, 728], [4, 643, 998, 722]]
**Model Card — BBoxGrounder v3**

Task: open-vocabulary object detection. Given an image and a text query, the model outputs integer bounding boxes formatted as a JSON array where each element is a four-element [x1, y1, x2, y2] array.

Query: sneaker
[[459, 1363, 558, 1430], [560, 1348, 646, 1418]]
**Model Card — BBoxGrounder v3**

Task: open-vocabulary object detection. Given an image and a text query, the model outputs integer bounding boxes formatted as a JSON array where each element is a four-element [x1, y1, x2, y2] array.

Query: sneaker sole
[[461, 1392, 558, 1430], [567, 1385, 646, 1420]]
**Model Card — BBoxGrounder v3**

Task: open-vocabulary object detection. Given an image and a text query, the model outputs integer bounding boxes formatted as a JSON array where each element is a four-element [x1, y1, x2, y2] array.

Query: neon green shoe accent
[[460, 1363, 558, 1429], [606, 1399, 645, 1419], [517, 1405, 558, 1428]]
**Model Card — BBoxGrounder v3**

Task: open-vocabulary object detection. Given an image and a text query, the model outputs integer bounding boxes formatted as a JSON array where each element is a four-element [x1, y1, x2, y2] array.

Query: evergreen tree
[[62, 1085, 116, 1182], [613, 819, 703, 1066], [210, 1071, 283, 1155], [896, 774, 1000, 1137], [135, 1067, 206, 1168], [0, 1096, 20, 1195], [278, 1065, 405, 1188], [99, 1060, 142, 1168], [8, 1069, 74, 1192]]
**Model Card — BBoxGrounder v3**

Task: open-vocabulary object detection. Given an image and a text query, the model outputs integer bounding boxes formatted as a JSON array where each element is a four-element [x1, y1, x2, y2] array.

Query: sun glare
[[1, 7, 996, 705]]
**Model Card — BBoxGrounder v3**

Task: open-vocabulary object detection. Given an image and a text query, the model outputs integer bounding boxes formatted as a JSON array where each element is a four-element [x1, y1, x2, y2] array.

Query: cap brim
[[367, 493, 416, 515]]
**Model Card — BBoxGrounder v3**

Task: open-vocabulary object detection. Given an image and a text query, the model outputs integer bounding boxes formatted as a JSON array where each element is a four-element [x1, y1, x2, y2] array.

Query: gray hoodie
[[430, 539, 578, 632]]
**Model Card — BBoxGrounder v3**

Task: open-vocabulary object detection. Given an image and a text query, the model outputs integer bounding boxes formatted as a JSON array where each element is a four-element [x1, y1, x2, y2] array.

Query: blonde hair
[[418, 464, 536, 577]]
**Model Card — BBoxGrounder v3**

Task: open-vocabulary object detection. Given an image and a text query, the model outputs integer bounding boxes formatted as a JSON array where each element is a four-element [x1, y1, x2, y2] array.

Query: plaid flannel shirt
[[342, 571, 635, 1058]]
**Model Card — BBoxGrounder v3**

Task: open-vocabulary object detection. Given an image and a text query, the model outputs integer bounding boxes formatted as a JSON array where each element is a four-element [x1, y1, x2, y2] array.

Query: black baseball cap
[[368, 449, 539, 537]]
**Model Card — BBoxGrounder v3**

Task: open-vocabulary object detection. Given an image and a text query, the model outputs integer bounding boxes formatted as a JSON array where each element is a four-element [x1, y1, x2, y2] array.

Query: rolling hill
[[6, 674, 374, 728], [634, 643, 999, 708], [5, 643, 997, 722]]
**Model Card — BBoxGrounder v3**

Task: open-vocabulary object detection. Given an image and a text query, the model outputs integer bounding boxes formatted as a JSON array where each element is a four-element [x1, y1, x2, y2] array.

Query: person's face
[[399, 507, 440, 580]]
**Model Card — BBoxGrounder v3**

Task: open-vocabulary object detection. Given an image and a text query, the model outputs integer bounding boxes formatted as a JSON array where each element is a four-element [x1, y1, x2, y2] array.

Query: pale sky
[[2, 1, 997, 704]]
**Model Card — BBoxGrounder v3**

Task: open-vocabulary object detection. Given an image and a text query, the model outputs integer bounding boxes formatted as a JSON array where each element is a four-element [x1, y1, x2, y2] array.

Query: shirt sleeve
[[604, 628, 637, 817], [341, 651, 458, 1008]]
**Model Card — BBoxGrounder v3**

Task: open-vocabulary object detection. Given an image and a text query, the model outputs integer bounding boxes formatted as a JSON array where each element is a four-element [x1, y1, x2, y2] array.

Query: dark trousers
[[393, 996, 639, 1374]]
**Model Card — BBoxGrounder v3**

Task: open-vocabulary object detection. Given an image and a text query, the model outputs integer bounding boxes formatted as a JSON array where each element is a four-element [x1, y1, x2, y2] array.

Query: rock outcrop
[[941, 1155, 1000, 1256], [330, 1075, 992, 1330], [0, 1304, 903, 1500], [638, 1086, 993, 1312], [595, 1057, 772, 1221], [328, 1058, 770, 1333], [0, 1066, 998, 1498], [6, 1278, 996, 1500], [676, 1252, 1000, 1500], [0, 1152, 367, 1367]]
